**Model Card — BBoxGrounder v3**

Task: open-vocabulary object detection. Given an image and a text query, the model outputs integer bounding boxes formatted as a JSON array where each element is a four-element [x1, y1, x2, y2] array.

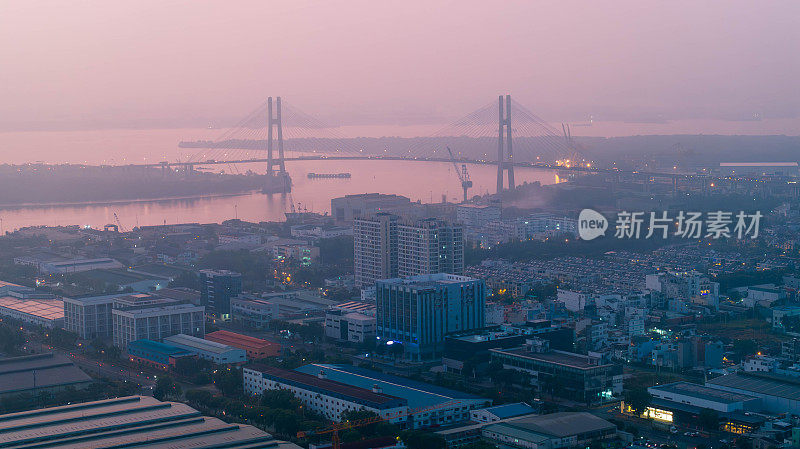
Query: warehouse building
[[163, 333, 247, 364], [706, 372, 800, 416], [628, 381, 765, 435], [243, 364, 409, 423], [481, 412, 617, 449], [40, 257, 123, 274], [0, 395, 300, 448], [294, 364, 490, 428], [127, 339, 195, 370], [0, 281, 64, 328], [470, 402, 540, 423], [0, 353, 92, 398], [0, 294, 64, 328], [206, 330, 280, 359]]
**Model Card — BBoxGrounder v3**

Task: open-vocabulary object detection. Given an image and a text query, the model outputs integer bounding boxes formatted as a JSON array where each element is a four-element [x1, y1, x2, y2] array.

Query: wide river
[[0, 128, 559, 232]]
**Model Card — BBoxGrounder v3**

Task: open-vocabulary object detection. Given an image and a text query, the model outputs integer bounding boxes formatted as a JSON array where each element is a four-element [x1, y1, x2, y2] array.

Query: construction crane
[[297, 400, 462, 449], [113, 212, 127, 233], [446, 146, 472, 202]]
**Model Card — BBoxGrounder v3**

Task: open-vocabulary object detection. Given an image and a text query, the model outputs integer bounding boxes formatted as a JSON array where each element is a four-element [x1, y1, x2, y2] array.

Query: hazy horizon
[[2, 1, 799, 134]]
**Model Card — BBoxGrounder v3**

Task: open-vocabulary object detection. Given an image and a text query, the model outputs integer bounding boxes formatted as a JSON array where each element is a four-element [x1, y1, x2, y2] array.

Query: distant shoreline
[[0, 191, 259, 211]]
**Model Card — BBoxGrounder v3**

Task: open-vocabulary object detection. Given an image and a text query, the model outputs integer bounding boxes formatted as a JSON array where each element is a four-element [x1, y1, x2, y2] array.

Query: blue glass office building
[[376, 273, 485, 361]]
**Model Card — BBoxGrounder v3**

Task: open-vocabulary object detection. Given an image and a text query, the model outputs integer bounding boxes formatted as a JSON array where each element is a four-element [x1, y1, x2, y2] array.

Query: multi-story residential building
[[272, 242, 319, 266], [376, 273, 486, 361], [217, 231, 261, 246], [456, 204, 501, 227], [354, 213, 398, 288], [519, 213, 578, 236], [398, 218, 464, 277], [331, 193, 411, 223], [625, 307, 647, 337], [646, 271, 720, 310], [199, 269, 242, 319], [290, 224, 352, 240], [743, 355, 780, 374], [557, 289, 591, 313], [230, 295, 279, 329], [112, 295, 205, 348], [63, 293, 131, 339]]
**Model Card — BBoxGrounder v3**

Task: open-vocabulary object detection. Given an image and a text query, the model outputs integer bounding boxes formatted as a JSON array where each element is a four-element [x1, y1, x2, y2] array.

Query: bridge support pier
[[267, 97, 287, 176], [266, 96, 290, 193], [496, 94, 514, 194]]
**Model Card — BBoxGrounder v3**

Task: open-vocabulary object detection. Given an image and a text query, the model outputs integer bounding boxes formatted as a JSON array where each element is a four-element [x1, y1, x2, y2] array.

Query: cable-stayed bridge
[[115, 95, 695, 197], [173, 95, 604, 194]]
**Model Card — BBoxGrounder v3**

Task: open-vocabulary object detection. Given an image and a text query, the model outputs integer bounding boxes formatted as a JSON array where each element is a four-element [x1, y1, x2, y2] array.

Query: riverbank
[[0, 164, 267, 206]]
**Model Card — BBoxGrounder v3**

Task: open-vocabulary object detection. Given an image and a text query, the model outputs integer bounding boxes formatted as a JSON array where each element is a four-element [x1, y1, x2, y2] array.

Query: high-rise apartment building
[[354, 215, 464, 289], [354, 213, 398, 288], [398, 218, 464, 277], [376, 273, 486, 361]]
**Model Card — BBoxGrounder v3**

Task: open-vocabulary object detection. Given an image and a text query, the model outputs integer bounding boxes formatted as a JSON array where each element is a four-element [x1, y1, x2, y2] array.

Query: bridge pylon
[[267, 96, 286, 176], [496, 94, 515, 193]]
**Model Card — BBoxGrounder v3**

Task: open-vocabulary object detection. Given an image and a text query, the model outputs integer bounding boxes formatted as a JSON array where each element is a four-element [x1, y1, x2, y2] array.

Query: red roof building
[[205, 330, 280, 359]]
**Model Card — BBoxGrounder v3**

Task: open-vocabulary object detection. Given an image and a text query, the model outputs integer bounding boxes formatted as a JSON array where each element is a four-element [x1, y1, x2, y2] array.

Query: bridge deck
[[133, 156, 689, 179]]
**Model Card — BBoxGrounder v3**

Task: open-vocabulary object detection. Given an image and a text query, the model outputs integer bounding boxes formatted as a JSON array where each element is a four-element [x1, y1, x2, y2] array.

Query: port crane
[[297, 400, 462, 449], [113, 213, 127, 233], [103, 212, 128, 233], [446, 146, 472, 202]]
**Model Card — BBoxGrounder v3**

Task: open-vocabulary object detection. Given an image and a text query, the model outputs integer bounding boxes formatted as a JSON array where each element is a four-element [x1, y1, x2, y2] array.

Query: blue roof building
[[127, 339, 193, 368], [470, 402, 540, 423], [294, 363, 490, 428]]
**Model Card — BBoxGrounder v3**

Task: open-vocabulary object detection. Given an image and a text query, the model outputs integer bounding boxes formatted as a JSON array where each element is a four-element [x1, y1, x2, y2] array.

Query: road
[[66, 351, 157, 389], [592, 403, 726, 449]]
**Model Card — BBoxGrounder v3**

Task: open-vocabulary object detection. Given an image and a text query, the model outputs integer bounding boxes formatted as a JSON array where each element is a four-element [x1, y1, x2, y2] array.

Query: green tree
[[732, 339, 758, 362], [261, 389, 300, 410], [623, 388, 652, 416], [270, 409, 301, 436], [0, 323, 24, 355], [340, 409, 383, 437], [153, 376, 181, 400], [399, 430, 446, 449], [213, 367, 243, 396], [340, 430, 363, 444], [699, 408, 719, 431]]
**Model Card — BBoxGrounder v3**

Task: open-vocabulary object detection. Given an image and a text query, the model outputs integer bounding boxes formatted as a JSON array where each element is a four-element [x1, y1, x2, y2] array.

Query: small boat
[[307, 172, 351, 179]]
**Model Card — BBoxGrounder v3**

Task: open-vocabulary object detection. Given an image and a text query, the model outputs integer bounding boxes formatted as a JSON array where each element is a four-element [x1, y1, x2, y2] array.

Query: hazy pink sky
[[1, 1, 798, 132]]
